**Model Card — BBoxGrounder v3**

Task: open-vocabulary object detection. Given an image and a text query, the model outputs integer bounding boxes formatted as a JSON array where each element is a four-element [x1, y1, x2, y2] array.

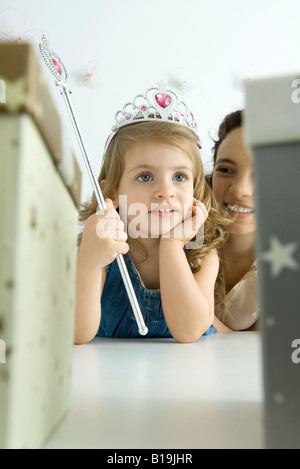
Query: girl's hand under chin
[[161, 198, 208, 249]]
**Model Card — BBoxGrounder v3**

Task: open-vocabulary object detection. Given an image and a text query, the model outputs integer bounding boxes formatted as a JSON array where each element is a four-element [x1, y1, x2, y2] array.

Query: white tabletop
[[44, 332, 264, 449]]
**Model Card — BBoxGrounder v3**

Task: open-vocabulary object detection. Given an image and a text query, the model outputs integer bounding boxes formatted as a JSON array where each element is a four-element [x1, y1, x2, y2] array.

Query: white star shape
[[260, 235, 299, 278]]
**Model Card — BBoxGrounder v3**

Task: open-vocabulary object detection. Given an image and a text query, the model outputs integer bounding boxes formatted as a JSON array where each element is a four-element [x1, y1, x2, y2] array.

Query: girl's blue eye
[[137, 173, 152, 182], [174, 173, 186, 182]]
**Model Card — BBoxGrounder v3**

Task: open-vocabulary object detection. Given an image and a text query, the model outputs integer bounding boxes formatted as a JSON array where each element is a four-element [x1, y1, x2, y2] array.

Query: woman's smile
[[225, 202, 255, 219]]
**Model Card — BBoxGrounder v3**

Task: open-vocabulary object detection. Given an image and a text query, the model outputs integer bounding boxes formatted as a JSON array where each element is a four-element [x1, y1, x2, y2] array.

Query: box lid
[[0, 42, 82, 208], [245, 72, 300, 147]]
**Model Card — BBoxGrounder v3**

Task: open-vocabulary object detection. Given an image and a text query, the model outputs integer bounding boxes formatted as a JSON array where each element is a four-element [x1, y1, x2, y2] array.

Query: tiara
[[104, 81, 198, 152]]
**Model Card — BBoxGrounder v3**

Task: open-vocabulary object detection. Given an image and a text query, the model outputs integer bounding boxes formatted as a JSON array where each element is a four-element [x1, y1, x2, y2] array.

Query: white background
[[1, 0, 300, 202]]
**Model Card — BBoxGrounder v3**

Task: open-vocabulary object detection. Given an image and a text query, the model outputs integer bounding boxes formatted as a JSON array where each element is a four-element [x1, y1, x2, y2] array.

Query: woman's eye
[[174, 173, 186, 182], [137, 173, 152, 182], [216, 167, 233, 174]]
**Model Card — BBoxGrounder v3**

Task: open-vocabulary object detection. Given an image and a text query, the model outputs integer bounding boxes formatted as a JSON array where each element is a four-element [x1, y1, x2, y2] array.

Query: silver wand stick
[[39, 36, 148, 336]]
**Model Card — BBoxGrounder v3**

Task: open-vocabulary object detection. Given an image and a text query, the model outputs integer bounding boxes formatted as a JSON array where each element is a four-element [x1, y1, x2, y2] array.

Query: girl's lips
[[151, 209, 176, 218], [150, 204, 180, 217]]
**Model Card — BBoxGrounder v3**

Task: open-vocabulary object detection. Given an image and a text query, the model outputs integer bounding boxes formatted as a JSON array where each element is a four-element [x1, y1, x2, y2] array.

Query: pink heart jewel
[[155, 93, 172, 109], [52, 58, 62, 75]]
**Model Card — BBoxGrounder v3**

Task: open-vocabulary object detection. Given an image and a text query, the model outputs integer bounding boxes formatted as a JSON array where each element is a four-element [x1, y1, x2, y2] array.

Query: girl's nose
[[154, 180, 175, 200]]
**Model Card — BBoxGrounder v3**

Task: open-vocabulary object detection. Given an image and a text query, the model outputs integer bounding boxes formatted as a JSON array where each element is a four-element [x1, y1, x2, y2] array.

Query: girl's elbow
[[175, 335, 198, 344], [172, 317, 213, 344], [74, 336, 90, 345], [74, 328, 97, 345], [173, 327, 210, 344]]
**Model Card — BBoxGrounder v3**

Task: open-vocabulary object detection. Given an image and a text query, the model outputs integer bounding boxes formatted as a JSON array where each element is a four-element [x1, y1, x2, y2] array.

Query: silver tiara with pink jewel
[[104, 81, 198, 152]]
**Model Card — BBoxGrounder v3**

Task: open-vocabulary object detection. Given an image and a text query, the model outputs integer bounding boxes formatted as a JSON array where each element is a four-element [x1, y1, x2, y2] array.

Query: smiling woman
[[209, 110, 259, 332]]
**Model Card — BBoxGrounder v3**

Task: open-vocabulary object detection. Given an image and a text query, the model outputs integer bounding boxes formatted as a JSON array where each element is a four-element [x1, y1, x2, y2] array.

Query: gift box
[[0, 42, 82, 448], [245, 73, 300, 448]]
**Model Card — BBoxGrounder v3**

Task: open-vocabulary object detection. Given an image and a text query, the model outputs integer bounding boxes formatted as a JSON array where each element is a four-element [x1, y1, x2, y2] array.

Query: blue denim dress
[[97, 252, 217, 339]]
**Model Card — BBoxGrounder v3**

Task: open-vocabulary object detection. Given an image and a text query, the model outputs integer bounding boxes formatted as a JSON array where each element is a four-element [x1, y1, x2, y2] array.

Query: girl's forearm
[[74, 250, 104, 344], [159, 240, 212, 343]]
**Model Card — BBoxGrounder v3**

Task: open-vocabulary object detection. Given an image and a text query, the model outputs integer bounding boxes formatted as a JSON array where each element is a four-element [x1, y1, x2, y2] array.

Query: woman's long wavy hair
[[78, 121, 230, 273]]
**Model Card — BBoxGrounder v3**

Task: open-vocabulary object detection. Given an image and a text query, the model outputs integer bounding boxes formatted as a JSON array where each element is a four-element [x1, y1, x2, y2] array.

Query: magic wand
[[39, 36, 148, 336]]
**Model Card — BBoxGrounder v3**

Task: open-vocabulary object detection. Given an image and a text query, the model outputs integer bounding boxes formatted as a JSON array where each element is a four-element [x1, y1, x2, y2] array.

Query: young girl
[[75, 83, 228, 344], [209, 110, 259, 332]]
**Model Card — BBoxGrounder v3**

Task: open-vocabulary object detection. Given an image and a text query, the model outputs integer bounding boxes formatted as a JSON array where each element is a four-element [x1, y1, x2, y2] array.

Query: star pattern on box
[[260, 235, 299, 278]]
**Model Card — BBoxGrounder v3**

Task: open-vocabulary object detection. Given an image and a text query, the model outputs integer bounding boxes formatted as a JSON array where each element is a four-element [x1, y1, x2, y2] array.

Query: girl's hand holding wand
[[79, 199, 129, 269], [75, 199, 129, 343]]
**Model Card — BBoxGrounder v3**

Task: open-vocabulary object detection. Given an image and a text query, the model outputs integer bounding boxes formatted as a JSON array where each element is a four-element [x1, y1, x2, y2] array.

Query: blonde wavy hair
[[78, 121, 230, 273]]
